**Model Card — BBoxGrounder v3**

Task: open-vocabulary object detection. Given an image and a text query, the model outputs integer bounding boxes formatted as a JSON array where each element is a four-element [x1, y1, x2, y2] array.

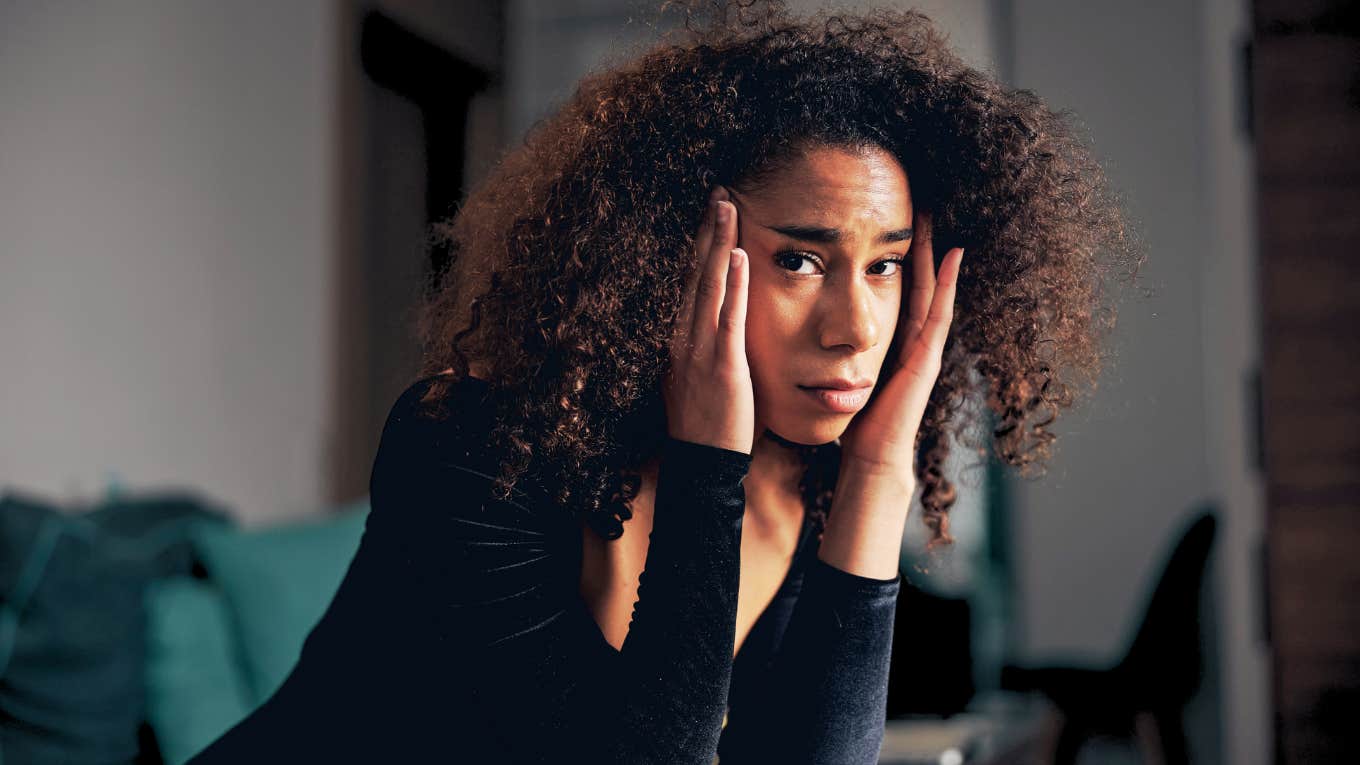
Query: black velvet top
[[188, 375, 901, 764]]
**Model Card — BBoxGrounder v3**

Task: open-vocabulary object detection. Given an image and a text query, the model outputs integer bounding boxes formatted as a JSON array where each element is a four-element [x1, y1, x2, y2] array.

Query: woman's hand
[[663, 186, 756, 455], [838, 209, 964, 476]]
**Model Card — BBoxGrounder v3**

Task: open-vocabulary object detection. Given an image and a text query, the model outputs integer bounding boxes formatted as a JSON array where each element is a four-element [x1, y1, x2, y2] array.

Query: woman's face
[[730, 144, 913, 446]]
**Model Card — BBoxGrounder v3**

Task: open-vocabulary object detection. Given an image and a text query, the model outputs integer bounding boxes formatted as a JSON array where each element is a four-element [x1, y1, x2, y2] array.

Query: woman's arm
[[459, 431, 752, 763], [817, 462, 916, 580], [717, 463, 910, 764], [718, 207, 964, 763], [188, 378, 751, 764]]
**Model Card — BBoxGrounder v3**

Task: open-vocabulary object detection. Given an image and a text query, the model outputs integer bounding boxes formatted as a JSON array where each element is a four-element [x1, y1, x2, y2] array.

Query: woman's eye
[[774, 252, 820, 275], [774, 253, 906, 277], [869, 258, 906, 277]]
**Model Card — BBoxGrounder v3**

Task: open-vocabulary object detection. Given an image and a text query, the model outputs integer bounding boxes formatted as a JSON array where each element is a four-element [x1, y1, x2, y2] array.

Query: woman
[[190, 2, 1138, 763]]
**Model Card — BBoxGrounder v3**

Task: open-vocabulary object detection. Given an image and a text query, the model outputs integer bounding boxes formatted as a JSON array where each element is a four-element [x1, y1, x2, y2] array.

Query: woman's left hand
[[838, 209, 964, 477]]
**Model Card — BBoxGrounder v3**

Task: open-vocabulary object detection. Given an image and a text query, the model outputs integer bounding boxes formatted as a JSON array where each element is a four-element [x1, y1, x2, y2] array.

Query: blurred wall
[[1197, 0, 1268, 761], [0, 1, 341, 525], [508, 0, 999, 139], [1005, 1, 1265, 763], [1006, 0, 1212, 666], [326, 1, 505, 504]]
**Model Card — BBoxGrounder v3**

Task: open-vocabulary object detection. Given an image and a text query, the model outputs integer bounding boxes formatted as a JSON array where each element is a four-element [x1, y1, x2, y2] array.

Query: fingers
[[673, 187, 724, 360], [896, 209, 967, 373], [663, 188, 756, 456], [689, 188, 737, 359], [716, 247, 748, 365], [923, 247, 963, 345], [902, 210, 935, 354], [900, 245, 965, 371]]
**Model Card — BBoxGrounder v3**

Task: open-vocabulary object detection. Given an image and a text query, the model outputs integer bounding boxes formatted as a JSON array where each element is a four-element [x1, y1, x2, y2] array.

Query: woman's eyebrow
[[764, 223, 913, 244]]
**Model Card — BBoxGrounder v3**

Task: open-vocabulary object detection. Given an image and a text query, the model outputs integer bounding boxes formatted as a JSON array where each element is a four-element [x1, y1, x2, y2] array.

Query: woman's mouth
[[797, 385, 873, 413]]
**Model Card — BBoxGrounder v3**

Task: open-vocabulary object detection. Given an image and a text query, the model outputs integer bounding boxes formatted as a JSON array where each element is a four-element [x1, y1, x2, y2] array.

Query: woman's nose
[[817, 283, 879, 352]]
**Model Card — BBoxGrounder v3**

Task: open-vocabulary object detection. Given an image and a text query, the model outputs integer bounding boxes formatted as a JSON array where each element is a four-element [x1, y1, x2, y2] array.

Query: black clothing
[[188, 375, 901, 763]]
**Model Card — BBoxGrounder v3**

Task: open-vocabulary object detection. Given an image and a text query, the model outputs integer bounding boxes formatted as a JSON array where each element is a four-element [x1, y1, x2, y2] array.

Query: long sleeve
[[717, 537, 901, 764], [187, 376, 752, 764]]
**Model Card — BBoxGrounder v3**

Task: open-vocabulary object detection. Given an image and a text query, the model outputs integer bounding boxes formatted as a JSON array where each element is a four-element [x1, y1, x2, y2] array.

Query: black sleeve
[[187, 377, 752, 764], [717, 537, 902, 763]]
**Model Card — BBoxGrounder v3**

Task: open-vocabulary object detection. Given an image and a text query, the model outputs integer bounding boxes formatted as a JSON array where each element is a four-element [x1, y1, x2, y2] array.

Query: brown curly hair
[[413, 0, 1143, 550]]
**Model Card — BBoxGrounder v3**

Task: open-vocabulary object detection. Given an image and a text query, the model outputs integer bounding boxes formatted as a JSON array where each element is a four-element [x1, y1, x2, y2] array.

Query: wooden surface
[[1253, 1, 1360, 761]]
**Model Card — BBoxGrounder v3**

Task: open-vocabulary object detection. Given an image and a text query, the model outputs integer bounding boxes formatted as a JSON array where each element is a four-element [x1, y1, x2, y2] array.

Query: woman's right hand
[[663, 186, 756, 455]]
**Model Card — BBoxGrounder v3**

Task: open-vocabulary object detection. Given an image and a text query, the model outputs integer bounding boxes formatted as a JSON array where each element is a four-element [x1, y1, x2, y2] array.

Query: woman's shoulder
[[387, 370, 493, 423], [366, 371, 568, 529], [377, 371, 510, 477]]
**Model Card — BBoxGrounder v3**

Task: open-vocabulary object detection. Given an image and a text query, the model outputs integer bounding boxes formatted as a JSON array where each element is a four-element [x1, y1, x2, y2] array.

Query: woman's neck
[[742, 428, 811, 516], [749, 427, 806, 481], [633, 428, 808, 517]]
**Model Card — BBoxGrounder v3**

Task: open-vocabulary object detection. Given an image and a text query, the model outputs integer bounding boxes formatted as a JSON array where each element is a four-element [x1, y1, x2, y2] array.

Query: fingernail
[[717, 202, 730, 224], [730, 248, 745, 268]]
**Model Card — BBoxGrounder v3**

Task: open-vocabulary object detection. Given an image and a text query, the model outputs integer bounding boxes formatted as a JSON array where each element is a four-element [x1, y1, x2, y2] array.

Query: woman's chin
[[764, 414, 850, 447]]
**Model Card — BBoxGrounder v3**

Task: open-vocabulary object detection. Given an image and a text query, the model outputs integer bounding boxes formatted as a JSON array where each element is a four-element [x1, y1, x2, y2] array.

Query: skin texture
[[733, 145, 912, 449]]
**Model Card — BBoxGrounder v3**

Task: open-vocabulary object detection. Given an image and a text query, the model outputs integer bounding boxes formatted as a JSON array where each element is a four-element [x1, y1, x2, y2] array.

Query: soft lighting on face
[[734, 144, 912, 447]]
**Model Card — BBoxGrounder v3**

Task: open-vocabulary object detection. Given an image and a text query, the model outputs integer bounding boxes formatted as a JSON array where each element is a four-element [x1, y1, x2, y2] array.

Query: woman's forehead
[[734, 145, 912, 232]]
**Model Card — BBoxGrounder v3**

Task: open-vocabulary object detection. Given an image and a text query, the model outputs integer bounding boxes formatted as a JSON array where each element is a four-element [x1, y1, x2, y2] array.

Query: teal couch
[[144, 500, 371, 764], [0, 489, 370, 765]]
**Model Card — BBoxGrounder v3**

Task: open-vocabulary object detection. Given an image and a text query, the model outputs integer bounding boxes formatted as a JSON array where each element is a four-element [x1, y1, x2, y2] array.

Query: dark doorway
[[330, 6, 500, 502]]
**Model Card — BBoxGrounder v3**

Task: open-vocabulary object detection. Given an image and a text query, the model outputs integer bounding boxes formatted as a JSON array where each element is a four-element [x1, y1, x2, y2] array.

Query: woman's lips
[[798, 385, 873, 413]]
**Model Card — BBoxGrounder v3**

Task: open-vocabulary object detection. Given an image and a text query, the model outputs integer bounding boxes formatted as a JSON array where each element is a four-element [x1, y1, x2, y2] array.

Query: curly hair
[[413, 0, 1143, 550]]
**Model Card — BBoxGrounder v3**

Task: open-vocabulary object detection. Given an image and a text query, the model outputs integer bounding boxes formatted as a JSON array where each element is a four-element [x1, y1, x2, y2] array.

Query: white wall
[[0, 1, 341, 525], [1197, 0, 1270, 761], [1006, 0, 1211, 665], [1005, 1, 1265, 763], [508, 0, 998, 140]]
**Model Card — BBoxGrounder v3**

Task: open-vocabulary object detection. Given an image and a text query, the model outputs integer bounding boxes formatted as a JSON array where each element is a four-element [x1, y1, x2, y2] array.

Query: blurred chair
[[1000, 506, 1218, 765], [885, 581, 975, 718]]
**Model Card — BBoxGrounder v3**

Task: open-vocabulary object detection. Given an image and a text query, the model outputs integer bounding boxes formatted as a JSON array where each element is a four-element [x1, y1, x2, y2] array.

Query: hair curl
[[414, 0, 1143, 550]]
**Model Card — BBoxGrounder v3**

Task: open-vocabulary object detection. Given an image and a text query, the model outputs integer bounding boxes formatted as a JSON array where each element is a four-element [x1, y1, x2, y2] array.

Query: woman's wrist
[[817, 460, 916, 581]]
